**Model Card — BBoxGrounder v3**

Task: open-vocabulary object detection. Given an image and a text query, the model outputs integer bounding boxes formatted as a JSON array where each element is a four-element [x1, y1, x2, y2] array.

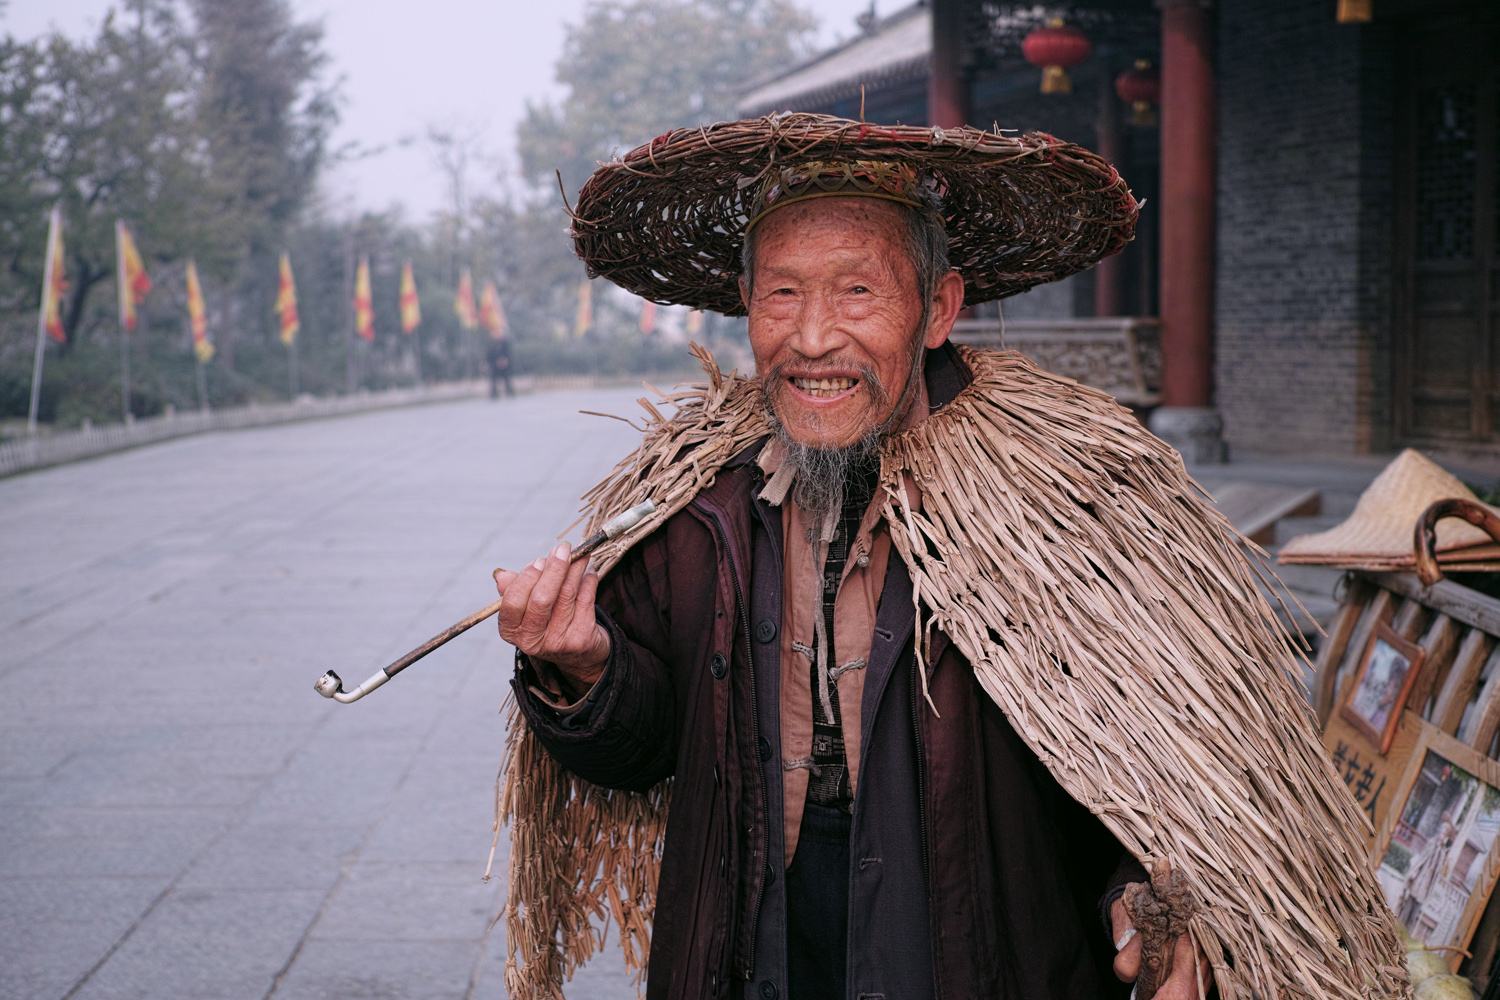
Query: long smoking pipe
[[313, 499, 657, 704]]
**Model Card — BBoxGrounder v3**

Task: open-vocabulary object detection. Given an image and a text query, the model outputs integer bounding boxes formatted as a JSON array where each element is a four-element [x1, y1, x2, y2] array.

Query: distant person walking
[[486, 336, 513, 399]]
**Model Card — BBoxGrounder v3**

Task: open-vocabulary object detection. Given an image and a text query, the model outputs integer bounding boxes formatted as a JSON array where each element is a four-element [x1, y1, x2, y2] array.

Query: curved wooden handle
[[1413, 497, 1500, 586]]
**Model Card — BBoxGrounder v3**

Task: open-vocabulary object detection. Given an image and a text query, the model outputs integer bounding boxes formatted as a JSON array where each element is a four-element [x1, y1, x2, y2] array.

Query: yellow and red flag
[[276, 253, 300, 345], [354, 255, 374, 342], [479, 280, 507, 339], [399, 260, 421, 334], [454, 268, 478, 330], [115, 220, 151, 332], [573, 279, 593, 337], [685, 308, 704, 338], [638, 299, 657, 335], [185, 259, 213, 363], [40, 205, 67, 344]]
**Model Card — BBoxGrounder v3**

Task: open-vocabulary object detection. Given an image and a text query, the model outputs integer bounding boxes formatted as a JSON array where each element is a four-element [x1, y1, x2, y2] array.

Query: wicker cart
[[1311, 499, 1500, 985]]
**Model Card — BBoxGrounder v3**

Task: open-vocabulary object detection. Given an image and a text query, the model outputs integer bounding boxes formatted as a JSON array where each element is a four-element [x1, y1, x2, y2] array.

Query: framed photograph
[[1340, 622, 1425, 754], [1373, 723, 1500, 970]]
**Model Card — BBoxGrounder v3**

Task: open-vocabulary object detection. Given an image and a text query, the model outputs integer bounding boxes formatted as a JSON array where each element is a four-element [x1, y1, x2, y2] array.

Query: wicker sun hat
[[1279, 448, 1500, 569], [568, 112, 1140, 316]]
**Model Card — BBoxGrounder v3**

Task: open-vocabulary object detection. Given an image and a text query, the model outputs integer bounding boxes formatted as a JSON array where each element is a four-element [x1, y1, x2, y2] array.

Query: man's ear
[[738, 275, 751, 313], [923, 270, 966, 350]]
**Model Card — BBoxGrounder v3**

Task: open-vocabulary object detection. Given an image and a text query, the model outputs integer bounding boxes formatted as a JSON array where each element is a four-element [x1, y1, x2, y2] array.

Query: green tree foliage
[[498, 0, 815, 359], [516, 0, 816, 190], [0, 0, 819, 432], [0, 0, 336, 424]]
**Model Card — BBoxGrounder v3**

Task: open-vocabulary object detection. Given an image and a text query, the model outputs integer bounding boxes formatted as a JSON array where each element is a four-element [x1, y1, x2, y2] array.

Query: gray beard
[[760, 353, 920, 525], [777, 428, 881, 524]]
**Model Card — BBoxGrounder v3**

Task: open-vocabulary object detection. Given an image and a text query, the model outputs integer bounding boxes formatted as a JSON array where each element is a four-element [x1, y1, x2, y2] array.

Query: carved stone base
[[1149, 406, 1227, 465]]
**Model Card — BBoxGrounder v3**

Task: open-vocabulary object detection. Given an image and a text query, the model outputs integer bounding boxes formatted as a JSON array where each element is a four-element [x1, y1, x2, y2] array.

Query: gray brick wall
[[1214, 0, 1392, 455]]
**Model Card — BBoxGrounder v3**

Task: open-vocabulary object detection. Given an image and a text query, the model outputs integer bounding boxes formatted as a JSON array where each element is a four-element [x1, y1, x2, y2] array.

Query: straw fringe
[[496, 345, 1409, 999]]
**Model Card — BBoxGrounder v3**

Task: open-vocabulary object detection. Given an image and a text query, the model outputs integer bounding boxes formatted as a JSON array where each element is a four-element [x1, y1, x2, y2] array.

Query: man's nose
[[789, 292, 849, 359]]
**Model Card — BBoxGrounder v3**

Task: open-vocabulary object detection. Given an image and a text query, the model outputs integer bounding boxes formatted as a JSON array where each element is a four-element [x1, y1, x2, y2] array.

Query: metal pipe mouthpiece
[[313, 668, 390, 704]]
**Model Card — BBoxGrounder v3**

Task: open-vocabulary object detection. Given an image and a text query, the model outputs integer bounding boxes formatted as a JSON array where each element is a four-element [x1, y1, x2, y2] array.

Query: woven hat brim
[[569, 113, 1140, 316], [1279, 448, 1500, 566]]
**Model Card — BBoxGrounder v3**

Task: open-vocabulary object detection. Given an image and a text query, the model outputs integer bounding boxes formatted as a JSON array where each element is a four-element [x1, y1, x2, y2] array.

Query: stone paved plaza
[[0, 391, 648, 999]]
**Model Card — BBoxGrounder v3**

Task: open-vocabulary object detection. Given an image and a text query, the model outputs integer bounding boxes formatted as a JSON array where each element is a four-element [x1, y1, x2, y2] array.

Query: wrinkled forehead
[[745, 196, 919, 287]]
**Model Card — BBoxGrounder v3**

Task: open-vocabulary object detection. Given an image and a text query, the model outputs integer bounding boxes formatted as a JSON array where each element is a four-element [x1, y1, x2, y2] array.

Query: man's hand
[[494, 542, 610, 693], [1110, 892, 1212, 999]]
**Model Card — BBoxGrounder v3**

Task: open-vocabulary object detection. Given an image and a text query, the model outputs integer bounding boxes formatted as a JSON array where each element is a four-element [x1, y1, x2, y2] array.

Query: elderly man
[[492, 116, 1404, 1000]]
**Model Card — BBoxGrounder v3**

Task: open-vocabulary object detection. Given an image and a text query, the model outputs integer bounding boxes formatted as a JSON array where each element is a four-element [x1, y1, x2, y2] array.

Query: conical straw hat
[[1279, 448, 1500, 566]]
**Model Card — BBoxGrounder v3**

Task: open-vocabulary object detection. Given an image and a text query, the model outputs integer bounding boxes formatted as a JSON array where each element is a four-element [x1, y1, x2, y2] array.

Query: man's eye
[[849, 285, 870, 295], [771, 287, 795, 296]]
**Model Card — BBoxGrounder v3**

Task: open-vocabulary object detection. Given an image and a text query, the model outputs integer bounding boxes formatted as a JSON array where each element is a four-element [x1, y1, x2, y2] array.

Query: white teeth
[[790, 376, 857, 397]]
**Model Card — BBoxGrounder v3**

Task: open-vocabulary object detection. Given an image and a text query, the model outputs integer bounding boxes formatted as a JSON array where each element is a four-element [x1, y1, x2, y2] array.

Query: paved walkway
[[6, 384, 1488, 1000], [0, 391, 647, 999]]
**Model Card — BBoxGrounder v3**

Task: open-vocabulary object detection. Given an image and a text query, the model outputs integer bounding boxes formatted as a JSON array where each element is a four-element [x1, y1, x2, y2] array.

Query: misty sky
[[8, 0, 879, 220]]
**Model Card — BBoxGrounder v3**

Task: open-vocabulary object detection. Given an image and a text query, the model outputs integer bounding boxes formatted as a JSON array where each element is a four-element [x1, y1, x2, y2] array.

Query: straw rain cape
[[493, 345, 1409, 999]]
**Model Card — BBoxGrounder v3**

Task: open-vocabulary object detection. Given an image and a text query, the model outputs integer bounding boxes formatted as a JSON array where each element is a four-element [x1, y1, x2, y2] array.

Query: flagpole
[[116, 220, 132, 423], [27, 206, 59, 436], [195, 356, 209, 414], [344, 234, 355, 393], [288, 339, 299, 398]]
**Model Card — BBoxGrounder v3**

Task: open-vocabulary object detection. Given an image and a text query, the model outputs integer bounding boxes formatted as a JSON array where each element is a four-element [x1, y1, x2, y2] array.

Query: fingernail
[[1115, 927, 1137, 951], [531, 558, 545, 571], [552, 542, 571, 561]]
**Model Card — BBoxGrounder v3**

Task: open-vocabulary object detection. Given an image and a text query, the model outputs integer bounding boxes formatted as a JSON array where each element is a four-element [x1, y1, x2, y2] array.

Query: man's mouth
[[788, 375, 860, 400]]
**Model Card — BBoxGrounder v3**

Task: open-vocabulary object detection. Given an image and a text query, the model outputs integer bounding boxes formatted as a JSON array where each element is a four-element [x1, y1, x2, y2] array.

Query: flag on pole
[[573, 279, 593, 337], [185, 260, 214, 363], [638, 299, 657, 335], [685, 308, 704, 337], [40, 205, 67, 344], [399, 260, 421, 334], [354, 255, 374, 341], [480, 281, 507, 339], [276, 253, 300, 345], [454, 268, 478, 330], [115, 221, 151, 333]]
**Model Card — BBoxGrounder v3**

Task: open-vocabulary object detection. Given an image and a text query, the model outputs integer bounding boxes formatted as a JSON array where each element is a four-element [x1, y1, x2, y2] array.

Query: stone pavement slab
[[0, 389, 654, 1000]]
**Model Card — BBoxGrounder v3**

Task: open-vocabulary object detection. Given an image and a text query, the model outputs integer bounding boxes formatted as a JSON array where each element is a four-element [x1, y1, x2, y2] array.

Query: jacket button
[[757, 737, 771, 762], [754, 618, 777, 643], [759, 981, 778, 1000], [710, 652, 727, 679]]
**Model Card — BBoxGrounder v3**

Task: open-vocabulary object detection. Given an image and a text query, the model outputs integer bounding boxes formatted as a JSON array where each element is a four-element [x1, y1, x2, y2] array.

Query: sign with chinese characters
[[1323, 708, 1426, 852]]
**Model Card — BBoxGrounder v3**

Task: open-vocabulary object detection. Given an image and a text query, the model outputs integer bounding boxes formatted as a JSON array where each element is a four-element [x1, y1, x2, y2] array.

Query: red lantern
[[1022, 17, 1092, 95], [1114, 59, 1161, 127], [1337, 0, 1371, 23]]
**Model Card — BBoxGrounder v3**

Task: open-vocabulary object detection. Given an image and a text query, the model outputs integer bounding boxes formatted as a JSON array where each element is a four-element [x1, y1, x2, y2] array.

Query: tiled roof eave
[[738, 54, 929, 117]]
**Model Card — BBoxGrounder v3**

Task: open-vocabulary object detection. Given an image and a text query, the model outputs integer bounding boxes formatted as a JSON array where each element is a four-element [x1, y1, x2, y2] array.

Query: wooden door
[[1394, 13, 1500, 446]]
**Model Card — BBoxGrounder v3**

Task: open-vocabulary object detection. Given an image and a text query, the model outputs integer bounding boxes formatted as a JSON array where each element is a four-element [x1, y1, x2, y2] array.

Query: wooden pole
[[1094, 71, 1126, 317], [1158, 0, 1216, 409], [116, 220, 132, 423], [27, 204, 60, 436], [195, 357, 209, 413], [928, 0, 971, 127]]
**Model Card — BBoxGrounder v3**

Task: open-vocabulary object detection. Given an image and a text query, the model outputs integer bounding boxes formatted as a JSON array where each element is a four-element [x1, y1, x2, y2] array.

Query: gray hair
[[740, 193, 952, 313]]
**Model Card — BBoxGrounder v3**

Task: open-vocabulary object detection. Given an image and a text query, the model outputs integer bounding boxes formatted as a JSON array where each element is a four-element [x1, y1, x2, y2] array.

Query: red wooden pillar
[[929, 0, 970, 127], [1151, 0, 1225, 461], [1094, 74, 1125, 317]]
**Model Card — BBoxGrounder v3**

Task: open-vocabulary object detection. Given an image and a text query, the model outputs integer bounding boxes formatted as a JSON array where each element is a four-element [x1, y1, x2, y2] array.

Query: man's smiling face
[[740, 197, 955, 450]]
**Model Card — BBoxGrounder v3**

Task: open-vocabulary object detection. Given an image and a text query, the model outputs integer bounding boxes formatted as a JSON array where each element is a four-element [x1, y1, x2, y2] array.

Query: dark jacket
[[516, 345, 1138, 1000]]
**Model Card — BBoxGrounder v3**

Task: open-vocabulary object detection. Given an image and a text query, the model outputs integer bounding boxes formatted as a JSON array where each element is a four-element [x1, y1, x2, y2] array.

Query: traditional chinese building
[[739, 0, 1500, 469]]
